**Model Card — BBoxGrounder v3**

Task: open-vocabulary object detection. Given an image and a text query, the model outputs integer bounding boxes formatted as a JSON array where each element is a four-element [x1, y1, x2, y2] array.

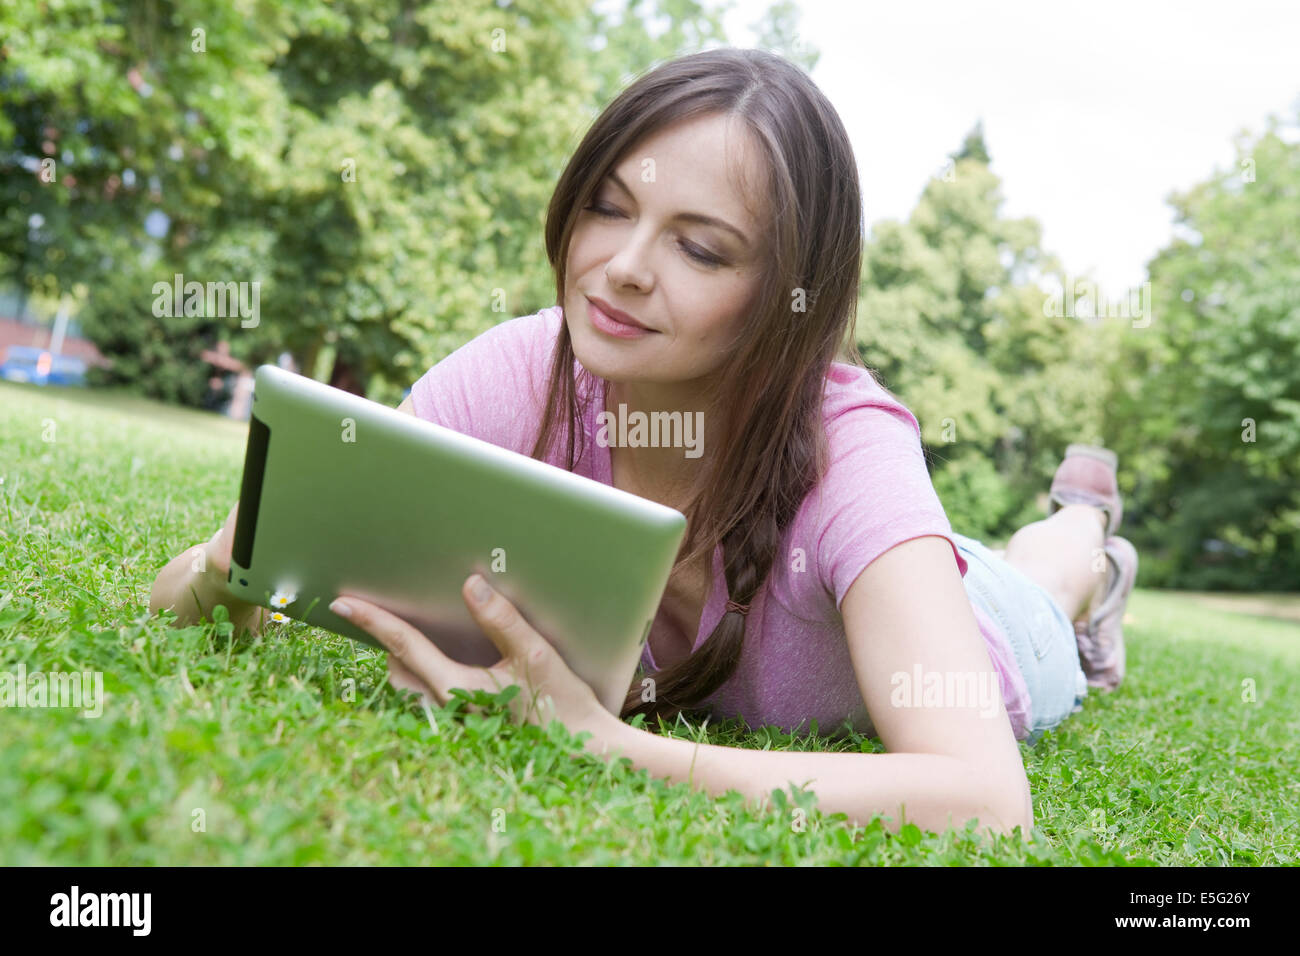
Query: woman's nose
[[604, 234, 654, 291]]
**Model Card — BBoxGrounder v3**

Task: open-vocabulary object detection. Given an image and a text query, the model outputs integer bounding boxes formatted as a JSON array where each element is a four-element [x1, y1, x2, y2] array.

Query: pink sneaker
[[1075, 535, 1138, 692], [1048, 444, 1123, 538]]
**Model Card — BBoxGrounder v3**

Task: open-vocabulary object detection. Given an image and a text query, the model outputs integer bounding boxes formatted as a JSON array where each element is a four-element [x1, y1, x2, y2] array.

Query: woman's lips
[[587, 297, 657, 339]]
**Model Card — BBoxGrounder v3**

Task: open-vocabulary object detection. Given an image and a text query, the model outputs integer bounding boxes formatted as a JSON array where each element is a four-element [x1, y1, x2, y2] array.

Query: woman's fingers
[[334, 595, 472, 704], [387, 655, 440, 705], [335, 581, 554, 724], [461, 575, 564, 724], [460, 574, 541, 665]]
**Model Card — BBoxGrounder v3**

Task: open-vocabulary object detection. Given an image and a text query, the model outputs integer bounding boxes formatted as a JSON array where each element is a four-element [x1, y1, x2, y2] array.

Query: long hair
[[529, 47, 870, 726]]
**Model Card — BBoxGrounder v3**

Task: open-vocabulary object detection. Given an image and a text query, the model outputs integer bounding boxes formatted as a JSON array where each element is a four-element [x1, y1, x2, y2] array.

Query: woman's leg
[[1000, 503, 1109, 624]]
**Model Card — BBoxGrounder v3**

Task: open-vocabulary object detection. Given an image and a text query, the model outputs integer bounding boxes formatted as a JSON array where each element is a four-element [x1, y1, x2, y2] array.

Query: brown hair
[[529, 47, 869, 726]]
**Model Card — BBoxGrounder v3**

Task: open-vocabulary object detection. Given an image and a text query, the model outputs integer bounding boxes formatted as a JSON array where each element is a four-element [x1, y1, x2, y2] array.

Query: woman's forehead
[[609, 116, 769, 231]]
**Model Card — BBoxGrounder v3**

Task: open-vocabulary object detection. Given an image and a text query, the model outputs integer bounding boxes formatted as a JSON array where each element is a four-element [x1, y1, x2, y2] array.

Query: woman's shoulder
[[774, 361, 956, 619], [464, 303, 563, 357], [820, 360, 924, 447], [801, 360, 947, 551], [413, 305, 561, 389], [407, 304, 565, 446], [802, 361, 938, 526]]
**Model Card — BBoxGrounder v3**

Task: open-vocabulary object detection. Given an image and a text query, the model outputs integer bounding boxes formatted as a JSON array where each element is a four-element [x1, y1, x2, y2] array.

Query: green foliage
[[0, 0, 731, 404], [1103, 114, 1300, 588], [1, 0, 308, 399], [951, 119, 991, 165], [857, 110, 1299, 588], [858, 134, 1107, 541], [929, 447, 1025, 541]]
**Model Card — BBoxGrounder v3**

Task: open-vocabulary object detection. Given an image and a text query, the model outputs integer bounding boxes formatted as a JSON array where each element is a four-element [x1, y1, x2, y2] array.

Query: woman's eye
[[584, 203, 724, 268], [680, 242, 724, 267]]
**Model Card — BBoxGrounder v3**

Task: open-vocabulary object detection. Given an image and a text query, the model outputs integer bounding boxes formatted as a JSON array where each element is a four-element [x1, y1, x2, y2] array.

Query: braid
[[621, 388, 826, 726]]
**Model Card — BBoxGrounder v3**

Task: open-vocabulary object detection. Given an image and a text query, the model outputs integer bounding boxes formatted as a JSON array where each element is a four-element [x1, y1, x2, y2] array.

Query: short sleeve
[[408, 308, 559, 454], [814, 402, 968, 615]]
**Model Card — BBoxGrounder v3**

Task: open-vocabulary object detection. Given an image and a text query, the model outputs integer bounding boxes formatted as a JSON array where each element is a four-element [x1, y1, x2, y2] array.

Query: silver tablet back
[[227, 364, 687, 715]]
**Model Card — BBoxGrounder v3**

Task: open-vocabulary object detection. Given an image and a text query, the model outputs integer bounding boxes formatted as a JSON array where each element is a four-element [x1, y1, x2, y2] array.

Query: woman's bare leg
[[1001, 503, 1110, 624]]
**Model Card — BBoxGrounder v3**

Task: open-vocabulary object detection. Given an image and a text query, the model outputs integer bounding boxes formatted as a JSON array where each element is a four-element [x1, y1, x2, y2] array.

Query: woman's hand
[[331, 574, 620, 748], [149, 500, 266, 633]]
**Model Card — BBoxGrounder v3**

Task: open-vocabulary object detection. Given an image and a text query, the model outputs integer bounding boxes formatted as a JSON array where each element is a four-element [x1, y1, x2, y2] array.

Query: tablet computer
[[226, 364, 687, 715]]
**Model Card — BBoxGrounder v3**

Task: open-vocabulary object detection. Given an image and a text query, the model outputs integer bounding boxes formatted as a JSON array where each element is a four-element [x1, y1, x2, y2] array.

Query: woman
[[151, 48, 1138, 838]]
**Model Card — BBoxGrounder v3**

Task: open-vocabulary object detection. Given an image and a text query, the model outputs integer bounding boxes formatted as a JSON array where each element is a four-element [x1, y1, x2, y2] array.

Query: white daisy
[[270, 589, 296, 608], [270, 611, 289, 623]]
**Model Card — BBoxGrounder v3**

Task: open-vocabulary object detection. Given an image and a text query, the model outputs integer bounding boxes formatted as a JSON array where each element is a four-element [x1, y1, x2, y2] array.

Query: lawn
[[1, 380, 1296, 865]]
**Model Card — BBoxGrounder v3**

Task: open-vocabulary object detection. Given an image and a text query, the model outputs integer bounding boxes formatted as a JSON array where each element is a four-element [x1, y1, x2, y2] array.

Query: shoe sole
[[1077, 536, 1138, 691]]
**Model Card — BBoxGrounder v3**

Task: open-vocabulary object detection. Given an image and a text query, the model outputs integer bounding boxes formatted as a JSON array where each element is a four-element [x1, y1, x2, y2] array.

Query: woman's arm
[[590, 535, 1033, 838], [595, 719, 1029, 836]]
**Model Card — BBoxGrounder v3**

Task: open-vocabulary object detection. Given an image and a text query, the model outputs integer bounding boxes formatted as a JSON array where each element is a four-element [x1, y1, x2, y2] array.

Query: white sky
[[707, 0, 1300, 297]]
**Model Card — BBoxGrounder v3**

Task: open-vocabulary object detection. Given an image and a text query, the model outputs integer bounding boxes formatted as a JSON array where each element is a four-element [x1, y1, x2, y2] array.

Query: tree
[[951, 119, 990, 165], [0, 0, 304, 402], [857, 135, 1108, 539], [1103, 111, 1300, 588], [0, 0, 736, 405]]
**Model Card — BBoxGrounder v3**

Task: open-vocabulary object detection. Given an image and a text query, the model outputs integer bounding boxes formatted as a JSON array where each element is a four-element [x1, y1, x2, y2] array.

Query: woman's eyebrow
[[606, 170, 752, 249]]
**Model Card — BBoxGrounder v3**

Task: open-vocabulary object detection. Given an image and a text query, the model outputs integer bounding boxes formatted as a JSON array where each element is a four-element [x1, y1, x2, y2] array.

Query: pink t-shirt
[[410, 306, 1033, 741]]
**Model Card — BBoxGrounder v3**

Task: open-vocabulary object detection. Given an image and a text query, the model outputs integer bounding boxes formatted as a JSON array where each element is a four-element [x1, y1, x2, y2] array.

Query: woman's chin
[[569, 330, 643, 381]]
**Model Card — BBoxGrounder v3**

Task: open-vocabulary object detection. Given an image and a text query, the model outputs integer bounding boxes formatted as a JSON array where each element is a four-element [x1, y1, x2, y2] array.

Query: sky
[[703, 0, 1300, 297]]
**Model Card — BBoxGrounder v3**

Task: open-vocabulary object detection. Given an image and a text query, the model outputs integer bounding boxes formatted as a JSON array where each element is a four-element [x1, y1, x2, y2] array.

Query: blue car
[[0, 346, 89, 386]]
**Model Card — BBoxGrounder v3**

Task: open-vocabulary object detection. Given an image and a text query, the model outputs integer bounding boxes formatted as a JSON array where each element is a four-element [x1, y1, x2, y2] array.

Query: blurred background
[[2, 0, 1297, 591]]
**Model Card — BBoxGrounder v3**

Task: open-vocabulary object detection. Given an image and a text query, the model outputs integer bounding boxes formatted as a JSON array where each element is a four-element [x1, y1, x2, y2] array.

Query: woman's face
[[563, 112, 768, 396]]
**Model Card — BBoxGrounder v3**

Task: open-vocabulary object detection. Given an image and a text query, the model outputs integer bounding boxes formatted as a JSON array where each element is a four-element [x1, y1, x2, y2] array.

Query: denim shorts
[[951, 532, 1089, 743]]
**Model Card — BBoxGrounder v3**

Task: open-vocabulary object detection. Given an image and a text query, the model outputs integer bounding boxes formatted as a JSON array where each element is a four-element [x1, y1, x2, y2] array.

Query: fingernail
[[469, 575, 492, 604], [330, 599, 352, 618]]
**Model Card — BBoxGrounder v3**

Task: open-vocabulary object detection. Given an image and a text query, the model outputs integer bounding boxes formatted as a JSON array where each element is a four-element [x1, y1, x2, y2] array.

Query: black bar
[[231, 410, 270, 579]]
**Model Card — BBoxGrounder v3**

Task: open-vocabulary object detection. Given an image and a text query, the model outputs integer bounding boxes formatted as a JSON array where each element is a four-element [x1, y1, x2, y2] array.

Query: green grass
[[1176, 590, 1300, 625], [2, 380, 1297, 865]]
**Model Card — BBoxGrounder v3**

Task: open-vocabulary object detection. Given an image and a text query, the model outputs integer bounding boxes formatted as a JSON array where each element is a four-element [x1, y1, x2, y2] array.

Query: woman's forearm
[[594, 716, 1032, 838]]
